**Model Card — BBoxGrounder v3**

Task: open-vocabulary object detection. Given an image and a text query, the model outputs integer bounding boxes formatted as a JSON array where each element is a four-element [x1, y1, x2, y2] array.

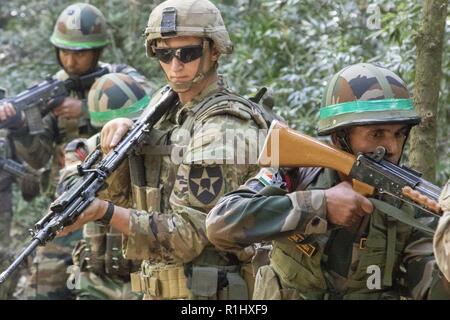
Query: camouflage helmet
[[88, 73, 149, 128], [50, 3, 109, 50], [318, 63, 421, 136], [144, 0, 233, 57]]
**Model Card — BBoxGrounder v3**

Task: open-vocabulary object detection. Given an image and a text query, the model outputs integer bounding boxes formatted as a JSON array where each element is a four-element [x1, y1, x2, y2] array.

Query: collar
[[175, 75, 227, 125]]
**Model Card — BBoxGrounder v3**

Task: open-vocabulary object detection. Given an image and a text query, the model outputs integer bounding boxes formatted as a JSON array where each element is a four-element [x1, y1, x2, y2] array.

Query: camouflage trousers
[[0, 176, 13, 246], [0, 248, 19, 300], [25, 230, 82, 300]]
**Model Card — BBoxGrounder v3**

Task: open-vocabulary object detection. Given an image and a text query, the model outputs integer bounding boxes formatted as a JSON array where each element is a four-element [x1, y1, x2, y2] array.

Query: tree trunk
[[409, 0, 447, 183]]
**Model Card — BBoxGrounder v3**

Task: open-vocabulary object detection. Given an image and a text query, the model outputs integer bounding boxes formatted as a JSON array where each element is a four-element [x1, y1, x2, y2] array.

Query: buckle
[[359, 237, 367, 250]]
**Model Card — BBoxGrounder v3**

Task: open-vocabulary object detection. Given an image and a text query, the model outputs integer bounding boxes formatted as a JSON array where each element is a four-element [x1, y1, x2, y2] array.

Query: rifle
[[0, 156, 35, 179], [258, 120, 442, 217], [0, 87, 178, 285], [0, 67, 109, 134]]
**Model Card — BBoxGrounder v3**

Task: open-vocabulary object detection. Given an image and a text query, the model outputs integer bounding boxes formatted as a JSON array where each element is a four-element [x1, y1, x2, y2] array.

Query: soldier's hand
[[324, 181, 373, 227], [0, 102, 16, 121], [57, 198, 107, 237], [52, 97, 83, 119], [0, 102, 25, 127], [100, 118, 133, 155]]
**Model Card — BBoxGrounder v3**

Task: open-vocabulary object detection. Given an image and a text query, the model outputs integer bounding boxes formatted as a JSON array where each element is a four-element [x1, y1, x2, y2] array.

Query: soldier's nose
[[170, 57, 184, 71], [65, 55, 76, 68], [383, 140, 401, 163]]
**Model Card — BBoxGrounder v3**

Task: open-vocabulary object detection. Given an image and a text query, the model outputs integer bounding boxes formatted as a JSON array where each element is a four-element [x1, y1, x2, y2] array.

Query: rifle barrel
[[0, 239, 40, 285]]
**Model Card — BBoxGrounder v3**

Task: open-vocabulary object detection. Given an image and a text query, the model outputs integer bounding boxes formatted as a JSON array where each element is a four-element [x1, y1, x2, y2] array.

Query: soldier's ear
[[210, 43, 220, 62], [330, 133, 339, 147]]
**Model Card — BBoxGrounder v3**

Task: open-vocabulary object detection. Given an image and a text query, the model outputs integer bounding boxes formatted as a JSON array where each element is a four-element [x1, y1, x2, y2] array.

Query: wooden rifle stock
[[258, 120, 375, 196]]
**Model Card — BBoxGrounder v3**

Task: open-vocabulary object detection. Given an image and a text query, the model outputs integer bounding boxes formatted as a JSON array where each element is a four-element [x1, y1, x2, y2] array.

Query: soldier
[[0, 3, 152, 299], [0, 88, 40, 300], [0, 86, 39, 251], [206, 63, 450, 299], [434, 180, 450, 284], [58, 73, 146, 300], [1, 87, 40, 247], [0, 130, 40, 245], [59, 0, 276, 300], [0, 2, 151, 183]]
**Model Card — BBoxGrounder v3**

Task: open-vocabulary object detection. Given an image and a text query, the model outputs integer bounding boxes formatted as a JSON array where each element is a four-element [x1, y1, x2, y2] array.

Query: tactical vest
[[129, 88, 275, 299], [269, 168, 417, 300]]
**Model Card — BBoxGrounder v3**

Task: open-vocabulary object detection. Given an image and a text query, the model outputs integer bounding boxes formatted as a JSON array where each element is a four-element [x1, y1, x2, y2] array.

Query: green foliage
[[218, 0, 448, 183]]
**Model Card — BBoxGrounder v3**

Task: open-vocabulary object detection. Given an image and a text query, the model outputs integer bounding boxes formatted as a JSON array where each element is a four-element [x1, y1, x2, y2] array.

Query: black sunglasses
[[153, 45, 204, 64]]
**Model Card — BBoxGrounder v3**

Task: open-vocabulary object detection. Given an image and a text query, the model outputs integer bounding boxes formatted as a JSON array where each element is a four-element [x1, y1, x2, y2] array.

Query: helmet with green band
[[50, 3, 109, 50], [318, 63, 421, 136], [88, 73, 149, 128]]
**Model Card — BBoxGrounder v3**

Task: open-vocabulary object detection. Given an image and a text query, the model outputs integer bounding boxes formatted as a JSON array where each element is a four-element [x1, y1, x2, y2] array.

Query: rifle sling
[[369, 198, 435, 235]]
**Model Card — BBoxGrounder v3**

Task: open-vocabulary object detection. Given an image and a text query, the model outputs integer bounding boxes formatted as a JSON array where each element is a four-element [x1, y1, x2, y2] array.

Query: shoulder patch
[[255, 167, 277, 186], [188, 165, 224, 205]]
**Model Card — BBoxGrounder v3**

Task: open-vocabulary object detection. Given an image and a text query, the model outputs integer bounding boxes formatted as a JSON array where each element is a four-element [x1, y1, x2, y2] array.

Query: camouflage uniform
[[434, 180, 450, 283], [58, 73, 150, 300], [113, 0, 276, 300], [0, 89, 12, 246], [8, 4, 152, 300], [0, 130, 15, 246], [207, 63, 450, 299], [1, 84, 39, 250], [0, 129, 39, 247]]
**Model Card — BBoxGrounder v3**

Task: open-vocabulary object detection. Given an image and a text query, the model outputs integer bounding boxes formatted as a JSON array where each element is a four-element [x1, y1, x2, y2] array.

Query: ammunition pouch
[[81, 223, 106, 275], [131, 185, 162, 212], [74, 222, 137, 280], [131, 247, 251, 300], [130, 263, 189, 299], [105, 231, 132, 278], [130, 263, 249, 300]]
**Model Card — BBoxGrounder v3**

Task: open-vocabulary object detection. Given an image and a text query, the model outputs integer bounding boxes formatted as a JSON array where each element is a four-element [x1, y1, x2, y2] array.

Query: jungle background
[[0, 0, 448, 298]]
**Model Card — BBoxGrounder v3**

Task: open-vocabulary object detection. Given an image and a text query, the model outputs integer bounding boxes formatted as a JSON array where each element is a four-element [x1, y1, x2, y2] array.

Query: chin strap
[[336, 129, 353, 154]]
